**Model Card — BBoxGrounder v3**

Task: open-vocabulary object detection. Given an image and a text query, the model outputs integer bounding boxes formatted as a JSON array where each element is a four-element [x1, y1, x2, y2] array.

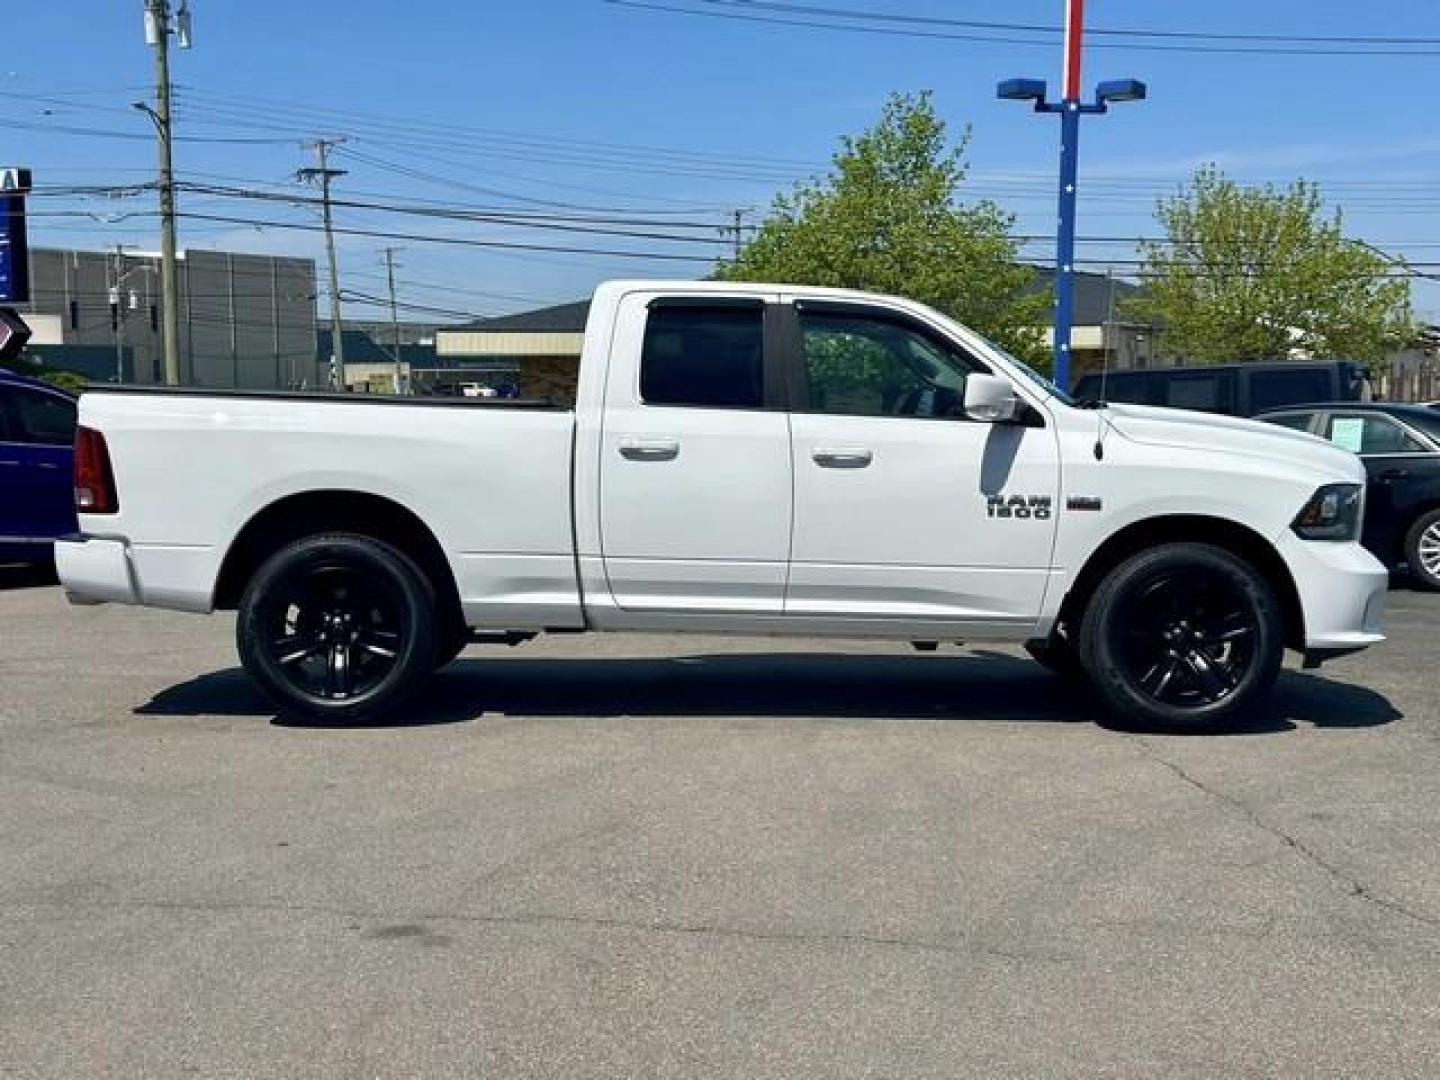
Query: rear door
[[782, 300, 1059, 628], [0, 382, 77, 545], [597, 292, 792, 613]]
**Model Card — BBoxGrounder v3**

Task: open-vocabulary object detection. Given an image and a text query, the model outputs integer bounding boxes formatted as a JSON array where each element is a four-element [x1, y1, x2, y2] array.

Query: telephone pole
[[138, 0, 190, 386], [298, 139, 347, 389], [723, 207, 753, 261], [382, 246, 405, 394]]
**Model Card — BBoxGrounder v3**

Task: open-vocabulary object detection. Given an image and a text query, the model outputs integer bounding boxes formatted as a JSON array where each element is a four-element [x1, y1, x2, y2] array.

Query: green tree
[[1127, 165, 1415, 363], [717, 92, 1049, 366]]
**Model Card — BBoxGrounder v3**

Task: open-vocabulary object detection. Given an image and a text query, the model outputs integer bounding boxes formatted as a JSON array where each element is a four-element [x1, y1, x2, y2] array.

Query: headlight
[[1292, 483, 1364, 542]]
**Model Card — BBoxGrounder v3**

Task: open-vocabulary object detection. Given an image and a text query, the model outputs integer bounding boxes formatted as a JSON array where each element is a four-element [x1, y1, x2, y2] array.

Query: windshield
[[974, 334, 1076, 406]]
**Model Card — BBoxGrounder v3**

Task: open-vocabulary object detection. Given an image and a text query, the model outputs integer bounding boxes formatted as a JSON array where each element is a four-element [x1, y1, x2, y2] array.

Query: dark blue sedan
[[0, 369, 78, 566]]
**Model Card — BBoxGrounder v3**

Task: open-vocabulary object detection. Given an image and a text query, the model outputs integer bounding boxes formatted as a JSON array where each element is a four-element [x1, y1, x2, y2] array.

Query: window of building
[[640, 305, 765, 410]]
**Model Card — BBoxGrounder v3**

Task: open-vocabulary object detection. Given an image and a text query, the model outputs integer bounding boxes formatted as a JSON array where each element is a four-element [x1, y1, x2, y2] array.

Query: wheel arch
[[1058, 515, 1305, 651], [213, 489, 464, 632]]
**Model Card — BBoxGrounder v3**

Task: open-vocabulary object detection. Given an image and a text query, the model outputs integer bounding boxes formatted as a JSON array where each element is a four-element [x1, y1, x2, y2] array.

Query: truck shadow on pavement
[[0, 563, 58, 591], [135, 652, 1401, 734]]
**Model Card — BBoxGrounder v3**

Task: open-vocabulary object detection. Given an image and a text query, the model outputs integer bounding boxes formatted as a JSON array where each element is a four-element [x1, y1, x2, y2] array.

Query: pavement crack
[[1135, 737, 1440, 931], [0, 895, 1078, 962]]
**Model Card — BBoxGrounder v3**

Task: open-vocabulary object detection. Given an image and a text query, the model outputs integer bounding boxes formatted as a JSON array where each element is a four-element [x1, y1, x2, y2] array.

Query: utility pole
[[299, 139, 347, 389], [382, 246, 405, 394], [139, 0, 190, 387], [110, 246, 126, 383], [723, 207, 753, 261]]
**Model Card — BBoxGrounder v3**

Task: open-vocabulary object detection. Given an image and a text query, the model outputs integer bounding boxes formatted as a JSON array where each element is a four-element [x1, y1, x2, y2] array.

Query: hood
[[1101, 403, 1364, 482]]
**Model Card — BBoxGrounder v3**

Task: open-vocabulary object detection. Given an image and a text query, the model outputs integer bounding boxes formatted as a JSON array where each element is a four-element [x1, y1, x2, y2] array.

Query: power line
[[604, 0, 1440, 57]]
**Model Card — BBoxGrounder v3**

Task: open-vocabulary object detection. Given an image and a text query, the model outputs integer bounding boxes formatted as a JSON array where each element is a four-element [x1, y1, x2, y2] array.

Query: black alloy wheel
[[237, 534, 439, 722], [1079, 543, 1285, 732]]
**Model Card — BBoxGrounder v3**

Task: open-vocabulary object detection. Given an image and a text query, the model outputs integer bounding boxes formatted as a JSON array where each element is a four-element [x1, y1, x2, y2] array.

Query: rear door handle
[[619, 437, 680, 461], [1378, 468, 1410, 481], [811, 447, 873, 469]]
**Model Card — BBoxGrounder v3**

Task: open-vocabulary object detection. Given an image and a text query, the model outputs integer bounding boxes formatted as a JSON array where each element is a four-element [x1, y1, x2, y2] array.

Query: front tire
[[1078, 543, 1285, 733], [1403, 508, 1440, 592], [237, 533, 440, 723]]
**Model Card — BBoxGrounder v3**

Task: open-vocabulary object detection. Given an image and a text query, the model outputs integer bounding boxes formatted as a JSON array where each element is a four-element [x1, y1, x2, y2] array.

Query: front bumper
[[1275, 530, 1388, 656], [54, 534, 140, 606]]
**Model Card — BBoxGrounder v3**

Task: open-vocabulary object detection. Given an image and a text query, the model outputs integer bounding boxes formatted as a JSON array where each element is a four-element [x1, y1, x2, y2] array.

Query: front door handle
[[812, 447, 873, 469], [619, 437, 680, 462], [1378, 468, 1410, 482]]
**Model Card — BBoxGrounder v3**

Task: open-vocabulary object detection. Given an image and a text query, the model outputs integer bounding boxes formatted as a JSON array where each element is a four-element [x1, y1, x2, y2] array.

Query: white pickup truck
[[57, 281, 1388, 731]]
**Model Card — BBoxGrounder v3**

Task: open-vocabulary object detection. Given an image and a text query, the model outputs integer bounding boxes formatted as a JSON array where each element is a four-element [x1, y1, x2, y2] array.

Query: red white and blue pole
[[998, 2, 1144, 393], [1054, 0, 1085, 390]]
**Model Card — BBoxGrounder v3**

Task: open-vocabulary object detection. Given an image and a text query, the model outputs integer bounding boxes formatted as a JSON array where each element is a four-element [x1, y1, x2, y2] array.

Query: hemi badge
[[1067, 496, 1103, 512]]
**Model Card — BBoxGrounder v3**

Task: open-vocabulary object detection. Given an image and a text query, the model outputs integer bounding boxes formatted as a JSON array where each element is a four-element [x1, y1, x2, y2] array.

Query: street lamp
[[998, 74, 1146, 390]]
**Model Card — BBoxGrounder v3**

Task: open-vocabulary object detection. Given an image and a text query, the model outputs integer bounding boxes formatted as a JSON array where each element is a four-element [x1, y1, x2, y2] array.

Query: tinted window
[[1077, 371, 1162, 406], [640, 305, 764, 410], [1164, 371, 1237, 413], [1264, 412, 1317, 433], [798, 310, 981, 418], [6, 386, 77, 446], [1325, 414, 1427, 455], [1249, 368, 1333, 413]]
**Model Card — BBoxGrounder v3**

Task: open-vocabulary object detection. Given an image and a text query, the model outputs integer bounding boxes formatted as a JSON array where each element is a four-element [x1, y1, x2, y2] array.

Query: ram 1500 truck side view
[[56, 281, 1389, 731]]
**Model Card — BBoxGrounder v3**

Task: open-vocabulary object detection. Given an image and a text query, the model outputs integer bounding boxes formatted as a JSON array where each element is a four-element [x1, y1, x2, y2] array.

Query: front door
[[598, 293, 792, 613], [783, 301, 1060, 629]]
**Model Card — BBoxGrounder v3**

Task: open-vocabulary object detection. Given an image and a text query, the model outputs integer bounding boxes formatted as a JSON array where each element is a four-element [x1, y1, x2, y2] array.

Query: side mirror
[[963, 373, 1022, 423]]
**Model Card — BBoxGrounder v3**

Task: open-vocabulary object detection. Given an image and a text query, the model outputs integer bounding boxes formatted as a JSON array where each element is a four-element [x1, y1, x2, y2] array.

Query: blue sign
[[0, 193, 30, 305]]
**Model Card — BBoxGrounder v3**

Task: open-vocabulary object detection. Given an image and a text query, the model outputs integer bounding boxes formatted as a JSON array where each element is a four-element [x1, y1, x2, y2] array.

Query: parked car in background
[[0, 369, 79, 566], [1258, 403, 1440, 590], [1073, 360, 1371, 417]]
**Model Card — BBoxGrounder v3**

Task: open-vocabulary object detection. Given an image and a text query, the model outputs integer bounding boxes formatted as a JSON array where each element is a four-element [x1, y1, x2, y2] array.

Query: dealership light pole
[[998, 0, 1145, 391], [138, 0, 190, 387]]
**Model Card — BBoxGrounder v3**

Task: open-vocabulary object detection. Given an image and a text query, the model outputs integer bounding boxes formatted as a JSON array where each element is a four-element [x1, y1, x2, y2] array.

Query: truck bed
[[74, 386, 584, 628]]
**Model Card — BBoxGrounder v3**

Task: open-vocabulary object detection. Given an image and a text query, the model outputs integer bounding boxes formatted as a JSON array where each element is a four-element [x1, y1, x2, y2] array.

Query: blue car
[[0, 369, 78, 565]]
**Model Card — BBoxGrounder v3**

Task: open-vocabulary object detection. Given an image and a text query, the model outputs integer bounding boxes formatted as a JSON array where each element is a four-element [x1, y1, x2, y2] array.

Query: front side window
[[6, 387, 77, 446], [640, 305, 764, 410], [1325, 414, 1426, 455], [799, 310, 982, 418]]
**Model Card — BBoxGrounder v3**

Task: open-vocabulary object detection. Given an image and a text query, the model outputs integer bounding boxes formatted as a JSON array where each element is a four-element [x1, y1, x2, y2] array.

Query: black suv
[[1074, 360, 1370, 417], [1257, 403, 1440, 590]]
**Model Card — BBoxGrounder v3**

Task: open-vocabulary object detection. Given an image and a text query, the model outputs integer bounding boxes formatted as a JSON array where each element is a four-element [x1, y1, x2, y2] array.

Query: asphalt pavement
[[1, 570, 1437, 1078]]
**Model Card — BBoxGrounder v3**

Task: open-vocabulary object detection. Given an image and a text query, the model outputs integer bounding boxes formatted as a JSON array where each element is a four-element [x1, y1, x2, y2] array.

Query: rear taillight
[[74, 426, 119, 514]]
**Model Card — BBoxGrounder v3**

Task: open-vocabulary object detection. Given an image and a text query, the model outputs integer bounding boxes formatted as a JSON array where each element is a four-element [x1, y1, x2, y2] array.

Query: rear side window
[[640, 305, 764, 410], [1164, 371, 1237, 414], [1249, 369, 1332, 413], [1264, 412, 1317, 434], [5, 386, 77, 446]]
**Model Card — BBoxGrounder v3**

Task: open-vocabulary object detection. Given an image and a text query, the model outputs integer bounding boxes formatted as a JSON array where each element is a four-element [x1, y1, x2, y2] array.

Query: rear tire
[[236, 533, 439, 723], [1403, 508, 1440, 592], [1077, 543, 1285, 733]]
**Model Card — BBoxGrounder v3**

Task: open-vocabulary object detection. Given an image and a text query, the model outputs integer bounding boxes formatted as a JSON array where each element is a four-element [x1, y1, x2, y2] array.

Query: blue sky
[[7, 0, 1440, 319]]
